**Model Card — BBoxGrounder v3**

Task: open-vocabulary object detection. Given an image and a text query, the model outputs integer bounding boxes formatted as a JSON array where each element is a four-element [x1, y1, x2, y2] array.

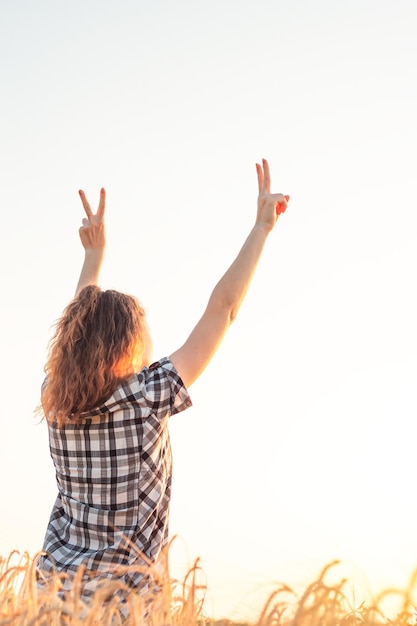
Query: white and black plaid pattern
[[38, 357, 192, 594]]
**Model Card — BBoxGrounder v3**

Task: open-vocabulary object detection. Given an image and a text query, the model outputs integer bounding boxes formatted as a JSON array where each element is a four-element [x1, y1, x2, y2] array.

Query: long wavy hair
[[40, 285, 146, 427]]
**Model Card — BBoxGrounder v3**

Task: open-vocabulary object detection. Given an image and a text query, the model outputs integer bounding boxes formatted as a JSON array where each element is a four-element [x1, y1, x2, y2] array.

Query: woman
[[37, 159, 289, 599]]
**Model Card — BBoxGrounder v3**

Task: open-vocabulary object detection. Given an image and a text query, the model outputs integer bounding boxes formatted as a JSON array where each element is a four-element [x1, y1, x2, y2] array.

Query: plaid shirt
[[38, 357, 192, 594]]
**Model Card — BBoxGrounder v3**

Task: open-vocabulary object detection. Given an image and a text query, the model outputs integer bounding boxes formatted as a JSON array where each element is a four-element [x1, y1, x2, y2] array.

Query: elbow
[[228, 306, 239, 324], [208, 288, 240, 326], [220, 293, 241, 325]]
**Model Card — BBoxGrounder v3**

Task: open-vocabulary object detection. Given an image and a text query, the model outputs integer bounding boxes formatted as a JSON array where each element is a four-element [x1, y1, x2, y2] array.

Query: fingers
[[256, 159, 271, 194], [97, 187, 106, 218], [262, 158, 271, 193], [78, 188, 106, 219], [256, 162, 264, 194], [275, 193, 290, 215], [78, 190, 93, 218]]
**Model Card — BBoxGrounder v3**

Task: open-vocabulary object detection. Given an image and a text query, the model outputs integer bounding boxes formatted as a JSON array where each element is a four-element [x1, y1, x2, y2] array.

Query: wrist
[[253, 222, 273, 235], [84, 245, 105, 255], [84, 247, 105, 262]]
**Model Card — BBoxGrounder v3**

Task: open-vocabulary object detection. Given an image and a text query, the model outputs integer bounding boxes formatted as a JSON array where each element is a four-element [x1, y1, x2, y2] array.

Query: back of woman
[[37, 159, 289, 605], [39, 356, 191, 597]]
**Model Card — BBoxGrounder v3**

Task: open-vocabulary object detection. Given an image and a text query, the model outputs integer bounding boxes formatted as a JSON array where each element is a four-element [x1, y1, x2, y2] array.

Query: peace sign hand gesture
[[78, 187, 106, 252], [256, 159, 289, 232], [74, 188, 106, 297]]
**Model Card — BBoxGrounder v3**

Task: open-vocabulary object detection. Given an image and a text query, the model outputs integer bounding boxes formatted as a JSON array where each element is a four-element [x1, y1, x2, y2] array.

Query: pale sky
[[1, 0, 416, 621]]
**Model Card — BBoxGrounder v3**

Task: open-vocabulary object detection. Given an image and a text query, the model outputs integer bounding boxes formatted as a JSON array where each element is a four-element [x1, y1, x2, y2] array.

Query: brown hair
[[40, 285, 146, 426]]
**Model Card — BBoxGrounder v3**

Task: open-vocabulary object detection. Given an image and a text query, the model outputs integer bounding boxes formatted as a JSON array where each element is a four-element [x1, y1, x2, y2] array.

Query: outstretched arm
[[75, 187, 106, 297], [169, 159, 289, 387]]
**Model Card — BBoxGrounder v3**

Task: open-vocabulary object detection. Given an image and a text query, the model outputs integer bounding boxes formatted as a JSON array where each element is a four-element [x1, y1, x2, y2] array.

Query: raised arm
[[169, 159, 289, 387], [75, 187, 106, 297]]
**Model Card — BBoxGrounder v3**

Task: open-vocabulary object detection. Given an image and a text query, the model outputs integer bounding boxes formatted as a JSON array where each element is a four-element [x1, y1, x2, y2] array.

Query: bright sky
[[1, 0, 416, 621]]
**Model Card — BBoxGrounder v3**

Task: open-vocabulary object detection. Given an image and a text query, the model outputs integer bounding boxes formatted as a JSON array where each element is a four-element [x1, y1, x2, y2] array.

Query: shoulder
[[139, 357, 192, 412], [147, 356, 184, 378], [104, 357, 192, 416]]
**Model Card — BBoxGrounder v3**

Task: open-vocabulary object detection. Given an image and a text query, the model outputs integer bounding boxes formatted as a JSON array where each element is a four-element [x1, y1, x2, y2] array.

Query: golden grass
[[1, 550, 417, 626]]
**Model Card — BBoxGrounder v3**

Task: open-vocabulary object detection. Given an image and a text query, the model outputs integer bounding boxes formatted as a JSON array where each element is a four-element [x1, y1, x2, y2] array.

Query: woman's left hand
[[78, 188, 106, 252]]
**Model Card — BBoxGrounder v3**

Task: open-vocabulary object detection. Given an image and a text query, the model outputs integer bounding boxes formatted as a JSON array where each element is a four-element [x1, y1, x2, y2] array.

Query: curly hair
[[40, 285, 146, 427]]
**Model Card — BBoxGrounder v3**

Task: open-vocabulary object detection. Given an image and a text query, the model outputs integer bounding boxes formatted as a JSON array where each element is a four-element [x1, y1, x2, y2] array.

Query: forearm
[[209, 224, 270, 322], [74, 249, 105, 297]]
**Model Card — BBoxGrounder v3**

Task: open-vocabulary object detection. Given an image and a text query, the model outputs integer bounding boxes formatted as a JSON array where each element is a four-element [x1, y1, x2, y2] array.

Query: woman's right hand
[[78, 188, 106, 252]]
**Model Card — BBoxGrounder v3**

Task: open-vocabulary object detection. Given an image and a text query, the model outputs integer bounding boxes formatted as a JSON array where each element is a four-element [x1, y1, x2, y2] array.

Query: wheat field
[[2, 548, 417, 626]]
